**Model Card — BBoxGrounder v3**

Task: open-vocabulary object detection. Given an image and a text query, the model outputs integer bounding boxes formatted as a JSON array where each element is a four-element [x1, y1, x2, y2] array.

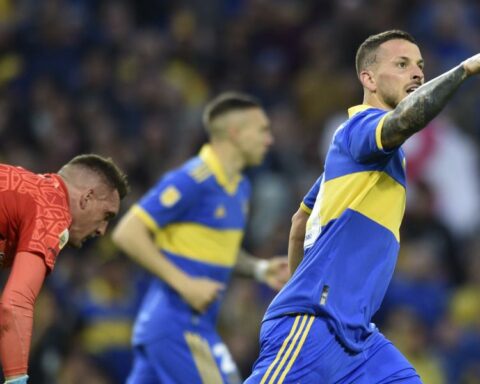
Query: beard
[[379, 89, 401, 109]]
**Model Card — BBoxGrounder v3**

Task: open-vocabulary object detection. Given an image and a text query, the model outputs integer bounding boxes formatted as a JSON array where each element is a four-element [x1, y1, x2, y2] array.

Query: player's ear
[[360, 69, 376, 92], [79, 189, 94, 209], [228, 124, 240, 141]]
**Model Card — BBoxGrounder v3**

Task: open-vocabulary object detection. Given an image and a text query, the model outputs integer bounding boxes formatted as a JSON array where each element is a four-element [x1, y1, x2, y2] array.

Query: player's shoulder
[[156, 156, 210, 192], [0, 164, 32, 176], [0, 164, 46, 193], [184, 156, 213, 184], [334, 106, 387, 139], [347, 106, 387, 125]]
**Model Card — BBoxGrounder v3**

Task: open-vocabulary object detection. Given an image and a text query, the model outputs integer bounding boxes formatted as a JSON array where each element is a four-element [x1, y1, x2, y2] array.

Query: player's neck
[[363, 93, 393, 111], [209, 142, 243, 182]]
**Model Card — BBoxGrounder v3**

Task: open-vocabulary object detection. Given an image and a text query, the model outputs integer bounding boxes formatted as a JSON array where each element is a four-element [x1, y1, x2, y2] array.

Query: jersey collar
[[347, 104, 375, 118], [199, 145, 241, 194]]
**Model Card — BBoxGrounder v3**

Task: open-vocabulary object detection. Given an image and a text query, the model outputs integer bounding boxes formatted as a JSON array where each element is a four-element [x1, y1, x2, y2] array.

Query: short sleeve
[[136, 170, 200, 228], [345, 109, 393, 163], [300, 175, 323, 214]]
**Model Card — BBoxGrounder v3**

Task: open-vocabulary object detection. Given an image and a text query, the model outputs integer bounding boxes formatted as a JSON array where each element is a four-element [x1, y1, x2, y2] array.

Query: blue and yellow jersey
[[132, 145, 251, 344], [264, 105, 406, 352]]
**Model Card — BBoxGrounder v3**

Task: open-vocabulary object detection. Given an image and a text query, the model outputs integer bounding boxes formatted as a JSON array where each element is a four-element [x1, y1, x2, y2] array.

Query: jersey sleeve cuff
[[300, 202, 312, 215], [375, 112, 391, 151], [131, 205, 159, 232]]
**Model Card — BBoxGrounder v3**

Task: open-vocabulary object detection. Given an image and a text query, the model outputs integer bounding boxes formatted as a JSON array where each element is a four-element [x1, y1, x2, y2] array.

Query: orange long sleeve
[[0, 252, 46, 377]]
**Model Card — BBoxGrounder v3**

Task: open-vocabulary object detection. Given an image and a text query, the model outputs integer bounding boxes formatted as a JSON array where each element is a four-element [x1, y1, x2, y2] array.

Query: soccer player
[[245, 30, 480, 383], [0, 154, 129, 384], [112, 92, 290, 384]]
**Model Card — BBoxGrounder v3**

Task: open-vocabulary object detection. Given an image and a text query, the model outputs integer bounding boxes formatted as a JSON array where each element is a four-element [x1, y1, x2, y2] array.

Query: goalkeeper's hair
[[60, 154, 129, 199]]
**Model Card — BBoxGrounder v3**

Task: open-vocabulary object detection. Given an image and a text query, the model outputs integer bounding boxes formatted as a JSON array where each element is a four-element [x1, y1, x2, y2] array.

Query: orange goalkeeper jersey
[[0, 164, 72, 270]]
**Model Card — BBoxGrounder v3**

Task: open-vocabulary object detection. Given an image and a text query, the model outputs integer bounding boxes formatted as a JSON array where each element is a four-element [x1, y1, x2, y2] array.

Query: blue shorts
[[245, 314, 422, 384], [127, 327, 241, 384]]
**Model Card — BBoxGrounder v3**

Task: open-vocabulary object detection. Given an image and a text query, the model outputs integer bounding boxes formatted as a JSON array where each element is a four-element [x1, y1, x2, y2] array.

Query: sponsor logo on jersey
[[59, 228, 69, 250]]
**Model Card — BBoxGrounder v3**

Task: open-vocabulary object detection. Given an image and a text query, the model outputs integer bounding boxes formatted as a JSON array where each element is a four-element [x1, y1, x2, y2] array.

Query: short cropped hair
[[202, 92, 262, 135], [355, 30, 417, 76], [63, 154, 129, 199]]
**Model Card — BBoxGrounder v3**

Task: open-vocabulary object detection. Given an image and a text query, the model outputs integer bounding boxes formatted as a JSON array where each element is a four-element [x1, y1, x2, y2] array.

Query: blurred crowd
[[1, 0, 480, 383]]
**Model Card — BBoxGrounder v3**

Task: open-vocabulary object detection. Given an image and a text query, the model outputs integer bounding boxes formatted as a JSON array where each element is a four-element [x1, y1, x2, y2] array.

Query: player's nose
[[412, 65, 424, 82]]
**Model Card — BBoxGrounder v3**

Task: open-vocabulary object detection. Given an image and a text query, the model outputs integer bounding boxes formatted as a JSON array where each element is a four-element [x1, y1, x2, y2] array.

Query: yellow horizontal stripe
[[300, 202, 312, 215], [156, 223, 243, 266], [260, 315, 301, 384], [321, 171, 405, 241], [81, 320, 132, 354], [278, 316, 315, 383]]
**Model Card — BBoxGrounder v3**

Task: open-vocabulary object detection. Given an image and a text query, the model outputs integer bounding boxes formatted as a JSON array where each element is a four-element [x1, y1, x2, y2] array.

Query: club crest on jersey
[[160, 186, 181, 207], [214, 204, 226, 218], [59, 228, 69, 250]]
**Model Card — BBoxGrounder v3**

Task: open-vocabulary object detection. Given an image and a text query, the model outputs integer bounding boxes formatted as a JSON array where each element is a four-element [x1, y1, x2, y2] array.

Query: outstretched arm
[[382, 54, 480, 149], [0, 252, 46, 381]]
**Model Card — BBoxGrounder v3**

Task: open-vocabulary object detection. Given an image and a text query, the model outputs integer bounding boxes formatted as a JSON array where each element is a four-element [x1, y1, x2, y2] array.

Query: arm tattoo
[[382, 65, 468, 149]]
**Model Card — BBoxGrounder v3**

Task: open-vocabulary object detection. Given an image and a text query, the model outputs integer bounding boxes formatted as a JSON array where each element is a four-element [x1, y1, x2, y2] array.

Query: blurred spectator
[[403, 116, 480, 239], [73, 241, 144, 383], [380, 236, 450, 329], [384, 307, 447, 384]]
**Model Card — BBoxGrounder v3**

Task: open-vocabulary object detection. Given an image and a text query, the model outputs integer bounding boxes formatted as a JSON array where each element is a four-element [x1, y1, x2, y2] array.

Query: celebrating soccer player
[[245, 30, 480, 383]]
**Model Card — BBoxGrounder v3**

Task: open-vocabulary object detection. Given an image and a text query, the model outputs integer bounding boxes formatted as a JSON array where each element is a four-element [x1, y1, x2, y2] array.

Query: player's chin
[[248, 155, 265, 166]]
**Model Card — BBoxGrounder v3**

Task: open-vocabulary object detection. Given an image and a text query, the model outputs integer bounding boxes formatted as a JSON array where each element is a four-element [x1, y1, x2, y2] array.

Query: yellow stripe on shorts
[[278, 315, 315, 383], [260, 315, 314, 384], [260, 315, 301, 384], [184, 331, 223, 384]]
